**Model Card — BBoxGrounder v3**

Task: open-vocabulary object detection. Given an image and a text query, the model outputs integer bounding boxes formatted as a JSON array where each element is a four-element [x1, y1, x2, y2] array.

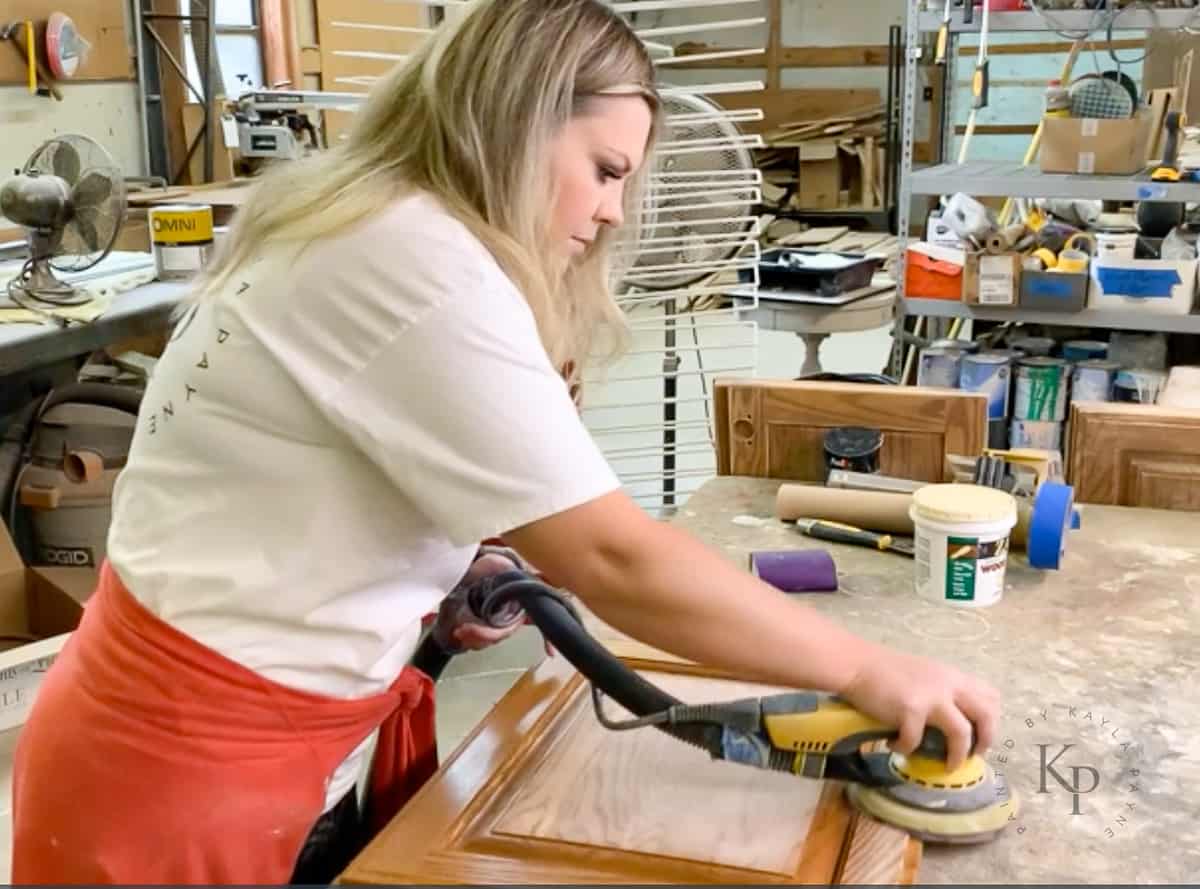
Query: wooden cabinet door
[[713, 379, 987, 483], [1067, 403, 1200, 510], [340, 642, 919, 885]]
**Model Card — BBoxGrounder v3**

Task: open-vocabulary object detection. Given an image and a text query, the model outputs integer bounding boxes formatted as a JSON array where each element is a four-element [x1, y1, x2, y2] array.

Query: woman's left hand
[[450, 550, 554, 655], [449, 551, 530, 651]]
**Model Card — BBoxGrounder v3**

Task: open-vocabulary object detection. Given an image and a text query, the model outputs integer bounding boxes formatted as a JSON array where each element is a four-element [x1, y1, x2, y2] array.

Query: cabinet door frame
[[1067, 402, 1200, 509], [340, 641, 920, 885], [713, 378, 987, 482]]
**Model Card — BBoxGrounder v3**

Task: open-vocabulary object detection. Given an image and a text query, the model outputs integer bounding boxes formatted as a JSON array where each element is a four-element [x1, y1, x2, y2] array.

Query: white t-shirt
[[106, 189, 621, 811]]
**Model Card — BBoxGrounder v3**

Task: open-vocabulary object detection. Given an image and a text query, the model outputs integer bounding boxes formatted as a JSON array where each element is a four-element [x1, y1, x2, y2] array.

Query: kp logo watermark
[[991, 702, 1145, 841], [1038, 743, 1101, 815]]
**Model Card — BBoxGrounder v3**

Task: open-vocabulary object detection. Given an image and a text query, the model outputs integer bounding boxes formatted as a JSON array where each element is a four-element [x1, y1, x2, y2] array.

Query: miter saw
[[228, 89, 366, 169], [413, 571, 1019, 846]]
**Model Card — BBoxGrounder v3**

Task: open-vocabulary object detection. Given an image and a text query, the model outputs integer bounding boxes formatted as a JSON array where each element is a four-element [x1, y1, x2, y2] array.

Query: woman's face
[[548, 95, 653, 258]]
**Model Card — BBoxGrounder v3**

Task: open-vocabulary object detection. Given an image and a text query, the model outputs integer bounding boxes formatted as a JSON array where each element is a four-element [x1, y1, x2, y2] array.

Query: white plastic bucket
[[910, 485, 1018, 608]]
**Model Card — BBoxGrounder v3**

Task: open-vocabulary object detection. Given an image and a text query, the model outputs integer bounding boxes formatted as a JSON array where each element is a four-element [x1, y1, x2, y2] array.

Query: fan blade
[[72, 210, 102, 254], [52, 142, 82, 185], [72, 171, 113, 212]]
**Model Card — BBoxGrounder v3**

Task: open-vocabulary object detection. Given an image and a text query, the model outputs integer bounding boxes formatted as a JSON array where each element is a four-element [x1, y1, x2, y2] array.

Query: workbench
[[0, 280, 186, 378], [660, 476, 1200, 884]]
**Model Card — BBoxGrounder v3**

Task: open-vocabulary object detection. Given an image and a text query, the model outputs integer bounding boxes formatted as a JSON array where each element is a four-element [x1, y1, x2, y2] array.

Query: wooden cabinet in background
[[340, 642, 919, 885], [1068, 403, 1200, 511], [713, 379, 988, 484]]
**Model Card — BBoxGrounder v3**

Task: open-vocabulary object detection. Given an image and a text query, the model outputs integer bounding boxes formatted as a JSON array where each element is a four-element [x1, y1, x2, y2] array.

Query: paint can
[[1014, 357, 1069, 421], [1113, 369, 1168, 405], [1070, 359, 1119, 403], [917, 348, 962, 389], [1009, 418, 1062, 452], [987, 418, 1008, 450], [911, 484, 1017, 608], [1009, 336, 1056, 358], [929, 338, 980, 354], [824, 427, 884, 476], [959, 353, 1012, 420], [149, 204, 214, 281], [1062, 340, 1108, 362]]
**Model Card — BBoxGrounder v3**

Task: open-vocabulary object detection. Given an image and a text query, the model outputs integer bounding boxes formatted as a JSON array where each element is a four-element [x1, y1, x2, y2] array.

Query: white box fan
[[587, 0, 766, 518]]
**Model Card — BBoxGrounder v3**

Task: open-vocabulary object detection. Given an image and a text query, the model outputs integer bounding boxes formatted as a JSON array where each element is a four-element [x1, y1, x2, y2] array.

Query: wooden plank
[[261, 0, 303, 89], [149, 0, 189, 184], [712, 379, 987, 483], [718, 89, 881, 136], [671, 43, 891, 69], [766, 0, 780, 91], [340, 646, 918, 885], [315, 0, 427, 94], [956, 38, 1142, 57], [953, 124, 1038, 135], [0, 2, 133, 83]]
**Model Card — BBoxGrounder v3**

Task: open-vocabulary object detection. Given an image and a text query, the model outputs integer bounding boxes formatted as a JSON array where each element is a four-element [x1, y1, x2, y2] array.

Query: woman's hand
[[449, 552, 528, 651], [838, 648, 1001, 771]]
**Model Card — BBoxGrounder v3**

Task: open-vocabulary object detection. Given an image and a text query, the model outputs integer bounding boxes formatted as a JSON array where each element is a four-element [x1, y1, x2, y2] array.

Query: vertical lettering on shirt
[[217, 329, 230, 344], [186, 384, 197, 402], [197, 353, 209, 370]]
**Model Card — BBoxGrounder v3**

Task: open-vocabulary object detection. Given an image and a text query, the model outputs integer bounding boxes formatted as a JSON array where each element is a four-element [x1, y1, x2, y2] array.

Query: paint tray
[[746, 248, 883, 296]]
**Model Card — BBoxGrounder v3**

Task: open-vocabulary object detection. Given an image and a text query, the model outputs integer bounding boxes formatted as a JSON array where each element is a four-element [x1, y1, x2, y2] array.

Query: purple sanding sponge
[[749, 549, 839, 593]]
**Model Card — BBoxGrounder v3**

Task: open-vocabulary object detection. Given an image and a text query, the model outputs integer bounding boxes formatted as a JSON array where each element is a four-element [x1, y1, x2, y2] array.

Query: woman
[[12, 0, 1000, 883]]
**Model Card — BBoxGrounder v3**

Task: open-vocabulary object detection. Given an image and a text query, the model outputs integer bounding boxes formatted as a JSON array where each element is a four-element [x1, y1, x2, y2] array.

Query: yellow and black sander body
[[412, 570, 1018, 845]]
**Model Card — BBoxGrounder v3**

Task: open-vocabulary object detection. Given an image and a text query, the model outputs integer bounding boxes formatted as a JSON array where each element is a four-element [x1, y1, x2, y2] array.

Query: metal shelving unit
[[911, 162, 1200, 203], [905, 299, 1200, 335], [889, 1, 1200, 377]]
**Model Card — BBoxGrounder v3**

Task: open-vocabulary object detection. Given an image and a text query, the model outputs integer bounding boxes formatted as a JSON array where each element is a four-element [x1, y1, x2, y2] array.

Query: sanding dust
[[731, 514, 769, 527], [902, 607, 992, 643], [1125, 544, 1199, 568]]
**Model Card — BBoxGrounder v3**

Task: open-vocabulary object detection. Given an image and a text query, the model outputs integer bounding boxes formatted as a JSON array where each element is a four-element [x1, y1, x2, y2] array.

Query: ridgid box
[[0, 521, 97, 732]]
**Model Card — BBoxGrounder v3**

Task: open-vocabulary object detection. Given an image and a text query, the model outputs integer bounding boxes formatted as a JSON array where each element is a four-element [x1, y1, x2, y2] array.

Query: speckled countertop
[[663, 476, 1200, 885]]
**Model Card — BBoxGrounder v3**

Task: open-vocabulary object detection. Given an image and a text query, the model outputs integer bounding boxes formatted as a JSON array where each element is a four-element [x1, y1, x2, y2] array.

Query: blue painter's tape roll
[[1028, 482, 1075, 570], [1094, 266, 1182, 299]]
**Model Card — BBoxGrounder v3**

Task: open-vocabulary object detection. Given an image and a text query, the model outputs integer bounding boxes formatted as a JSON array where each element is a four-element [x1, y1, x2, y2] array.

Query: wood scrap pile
[[753, 104, 887, 213]]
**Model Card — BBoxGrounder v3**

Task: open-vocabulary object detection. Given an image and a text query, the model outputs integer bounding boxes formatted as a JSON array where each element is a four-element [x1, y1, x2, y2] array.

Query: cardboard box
[[965, 253, 1021, 307], [796, 140, 841, 210], [1088, 256, 1199, 316], [905, 242, 965, 301], [0, 522, 97, 732], [1039, 112, 1155, 175]]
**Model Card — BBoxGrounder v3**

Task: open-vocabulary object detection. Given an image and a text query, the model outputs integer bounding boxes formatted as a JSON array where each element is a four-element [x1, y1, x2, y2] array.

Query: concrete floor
[[0, 321, 892, 881]]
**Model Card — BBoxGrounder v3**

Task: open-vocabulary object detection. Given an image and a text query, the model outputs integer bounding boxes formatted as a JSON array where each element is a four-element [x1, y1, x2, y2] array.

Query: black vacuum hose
[[412, 571, 725, 757]]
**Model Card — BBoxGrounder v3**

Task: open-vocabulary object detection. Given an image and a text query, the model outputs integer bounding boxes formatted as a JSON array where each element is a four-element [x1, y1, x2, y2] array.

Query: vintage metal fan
[[0, 134, 127, 308]]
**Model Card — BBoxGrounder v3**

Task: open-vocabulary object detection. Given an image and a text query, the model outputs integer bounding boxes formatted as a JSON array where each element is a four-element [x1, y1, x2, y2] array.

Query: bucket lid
[[912, 484, 1017, 524]]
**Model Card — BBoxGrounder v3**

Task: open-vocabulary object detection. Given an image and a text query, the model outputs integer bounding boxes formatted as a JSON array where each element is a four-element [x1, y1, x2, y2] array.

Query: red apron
[[11, 561, 438, 884]]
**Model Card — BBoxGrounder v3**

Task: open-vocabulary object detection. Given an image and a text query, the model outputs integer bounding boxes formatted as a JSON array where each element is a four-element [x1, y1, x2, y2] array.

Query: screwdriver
[[793, 519, 914, 557]]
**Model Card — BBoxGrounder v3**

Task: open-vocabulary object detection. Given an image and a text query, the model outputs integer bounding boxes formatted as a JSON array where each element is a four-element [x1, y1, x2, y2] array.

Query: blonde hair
[[197, 0, 662, 377]]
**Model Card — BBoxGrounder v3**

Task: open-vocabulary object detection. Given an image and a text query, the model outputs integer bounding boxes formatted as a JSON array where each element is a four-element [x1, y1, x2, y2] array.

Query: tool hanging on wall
[[957, 0, 992, 164], [0, 19, 60, 100], [934, 0, 953, 66]]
